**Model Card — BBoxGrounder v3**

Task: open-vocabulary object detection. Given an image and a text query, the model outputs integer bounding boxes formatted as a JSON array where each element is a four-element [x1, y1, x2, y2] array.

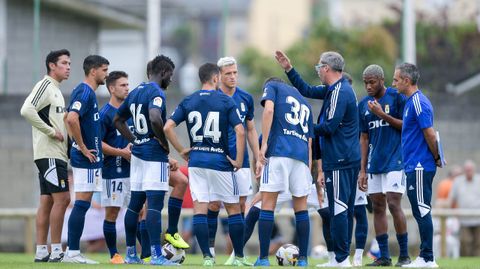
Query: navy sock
[[166, 197, 183, 235], [125, 191, 146, 247], [228, 214, 245, 257], [193, 214, 212, 257], [140, 220, 151, 259], [244, 206, 260, 245], [295, 210, 310, 258], [207, 209, 219, 248], [67, 200, 90, 250], [354, 205, 368, 250], [103, 220, 117, 257], [258, 210, 274, 259], [318, 208, 333, 251], [377, 233, 390, 259], [146, 190, 166, 246], [397, 233, 409, 258]]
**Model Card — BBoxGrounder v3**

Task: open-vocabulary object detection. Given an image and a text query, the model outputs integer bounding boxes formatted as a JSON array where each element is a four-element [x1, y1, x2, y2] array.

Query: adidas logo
[[392, 183, 399, 189], [365, 110, 370, 116], [326, 177, 332, 183], [409, 185, 414, 190]]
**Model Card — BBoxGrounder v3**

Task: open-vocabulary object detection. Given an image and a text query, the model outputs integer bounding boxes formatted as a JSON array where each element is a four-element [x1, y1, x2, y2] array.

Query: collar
[[328, 77, 346, 91], [44, 75, 60, 88]]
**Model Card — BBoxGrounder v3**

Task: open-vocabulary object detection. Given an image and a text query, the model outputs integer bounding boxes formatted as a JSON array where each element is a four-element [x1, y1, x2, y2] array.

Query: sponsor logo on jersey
[[56, 106, 67, 113]]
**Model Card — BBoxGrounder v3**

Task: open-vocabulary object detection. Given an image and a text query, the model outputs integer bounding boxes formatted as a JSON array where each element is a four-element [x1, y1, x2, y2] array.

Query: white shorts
[[368, 170, 406, 195], [255, 184, 321, 211], [260, 157, 312, 197], [188, 167, 239, 204], [72, 167, 102, 192], [236, 168, 253, 196], [355, 185, 368, 206], [101, 178, 131, 207], [130, 155, 169, 192]]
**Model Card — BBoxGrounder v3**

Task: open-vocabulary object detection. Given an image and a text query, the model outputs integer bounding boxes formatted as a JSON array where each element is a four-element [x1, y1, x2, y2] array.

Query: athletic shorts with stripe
[[235, 168, 253, 196], [368, 170, 406, 195], [35, 158, 69, 195], [130, 154, 169, 191], [101, 177, 131, 207], [259, 156, 312, 197], [72, 167, 102, 192], [188, 167, 240, 203]]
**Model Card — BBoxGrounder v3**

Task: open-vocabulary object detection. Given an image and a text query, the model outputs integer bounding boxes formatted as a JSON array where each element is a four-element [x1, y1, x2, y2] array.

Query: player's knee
[[208, 201, 221, 211]]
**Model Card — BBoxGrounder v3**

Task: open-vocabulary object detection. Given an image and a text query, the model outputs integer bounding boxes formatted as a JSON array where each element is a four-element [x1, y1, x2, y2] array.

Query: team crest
[[60, 179, 66, 188], [385, 104, 390, 114], [240, 102, 246, 112]]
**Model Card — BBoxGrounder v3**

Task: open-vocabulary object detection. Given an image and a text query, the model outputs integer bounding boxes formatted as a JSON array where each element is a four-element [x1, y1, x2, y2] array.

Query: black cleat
[[366, 257, 392, 267], [34, 253, 50, 262], [48, 253, 64, 262], [395, 256, 411, 267]]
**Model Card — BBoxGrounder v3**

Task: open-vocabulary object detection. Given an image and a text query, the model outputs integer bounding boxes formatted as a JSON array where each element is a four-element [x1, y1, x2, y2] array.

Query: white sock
[[328, 251, 335, 263], [51, 244, 63, 257], [209, 247, 215, 257], [36, 245, 48, 257], [354, 249, 364, 259], [67, 249, 80, 257]]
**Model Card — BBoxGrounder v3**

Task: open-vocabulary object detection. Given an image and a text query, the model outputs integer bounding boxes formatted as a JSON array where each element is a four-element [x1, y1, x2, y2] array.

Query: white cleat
[[402, 257, 438, 268], [352, 257, 362, 267], [62, 252, 99, 264], [317, 258, 352, 268]]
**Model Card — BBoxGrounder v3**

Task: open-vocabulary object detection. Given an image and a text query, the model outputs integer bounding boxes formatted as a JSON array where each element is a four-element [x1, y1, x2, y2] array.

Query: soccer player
[[393, 63, 441, 268], [99, 71, 132, 264], [254, 77, 313, 267], [357, 64, 410, 267], [114, 55, 185, 265], [20, 49, 71, 262], [62, 55, 109, 264], [207, 56, 259, 263], [164, 63, 249, 266], [275, 50, 361, 267]]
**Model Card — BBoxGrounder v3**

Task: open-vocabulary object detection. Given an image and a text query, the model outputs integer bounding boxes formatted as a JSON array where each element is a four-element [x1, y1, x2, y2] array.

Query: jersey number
[[130, 103, 148, 135], [188, 111, 221, 143], [285, 96, 310, 133], [112, 180, 123, 193]]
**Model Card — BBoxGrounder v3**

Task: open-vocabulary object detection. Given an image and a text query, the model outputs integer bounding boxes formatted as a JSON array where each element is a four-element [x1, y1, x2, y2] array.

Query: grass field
[[1, 253, 479, 268]]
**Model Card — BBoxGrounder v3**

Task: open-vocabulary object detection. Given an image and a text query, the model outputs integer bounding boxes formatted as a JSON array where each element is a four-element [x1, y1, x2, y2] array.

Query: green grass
[[0, 253, 479, 268]]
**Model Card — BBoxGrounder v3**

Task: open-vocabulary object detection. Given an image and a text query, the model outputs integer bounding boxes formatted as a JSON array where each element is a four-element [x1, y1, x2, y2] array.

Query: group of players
[[21, 48, 442, 268]]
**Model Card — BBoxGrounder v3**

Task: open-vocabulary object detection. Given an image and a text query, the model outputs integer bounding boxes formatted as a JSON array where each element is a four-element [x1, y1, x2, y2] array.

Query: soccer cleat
[[61, 253, 99, 264], [150, 255, 180, 266], [232, 256, 254, 266], [142, 256, 151, 264], [254, 257, 270, 267], [395, 256, 412, 267], [402, 257, 438, 268], [366, 257, 392, 267], [48, 253, 64, 262], [124, 254, 143, 264], [110, 253, 125, 264], [297, 258, 308, 267], [203, 256, 215, 267], [34, 253, 50, 262], [224, 253, 235, 265], [317, 258, 352, 268], [353, 256, 363, 267], [165, 232, 190, 249]]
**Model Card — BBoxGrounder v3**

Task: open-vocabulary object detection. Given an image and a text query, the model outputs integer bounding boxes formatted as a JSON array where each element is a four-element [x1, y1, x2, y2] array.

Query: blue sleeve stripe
[[81, 84, 90, 101], [328, 83, 341, 120], [413, 94, 422, 116], [99, 105, 110, 118]]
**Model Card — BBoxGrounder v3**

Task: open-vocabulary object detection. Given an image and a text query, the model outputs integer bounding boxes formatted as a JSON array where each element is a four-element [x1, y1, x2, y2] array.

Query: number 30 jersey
[[261, 81, 314, 166], [170, 89, 242, 171], [117, 82, 168, 162]]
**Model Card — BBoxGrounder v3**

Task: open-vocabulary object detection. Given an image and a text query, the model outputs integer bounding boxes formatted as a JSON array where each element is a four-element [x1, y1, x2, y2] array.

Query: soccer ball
[[276, 243, 299, 266], [161, 243, 186, 264], [311, 244, 329, 259]]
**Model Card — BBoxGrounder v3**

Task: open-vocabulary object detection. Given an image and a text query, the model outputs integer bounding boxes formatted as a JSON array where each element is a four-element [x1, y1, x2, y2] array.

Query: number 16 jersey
[[117, 82, 168, 162], [170, 89, 242, 171]]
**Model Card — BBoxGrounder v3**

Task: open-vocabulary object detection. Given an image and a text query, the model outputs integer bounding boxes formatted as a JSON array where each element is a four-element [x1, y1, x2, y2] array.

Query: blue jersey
[[170, 89, 242, 171], [117, 82, 168, 162], [222, 87, 254, 168], [100, 103, 132, 179], [402, 90, 436, 172], [358, 87, 405, 173], [68, 83, 102, 169], [261, 81, 313, 165]]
